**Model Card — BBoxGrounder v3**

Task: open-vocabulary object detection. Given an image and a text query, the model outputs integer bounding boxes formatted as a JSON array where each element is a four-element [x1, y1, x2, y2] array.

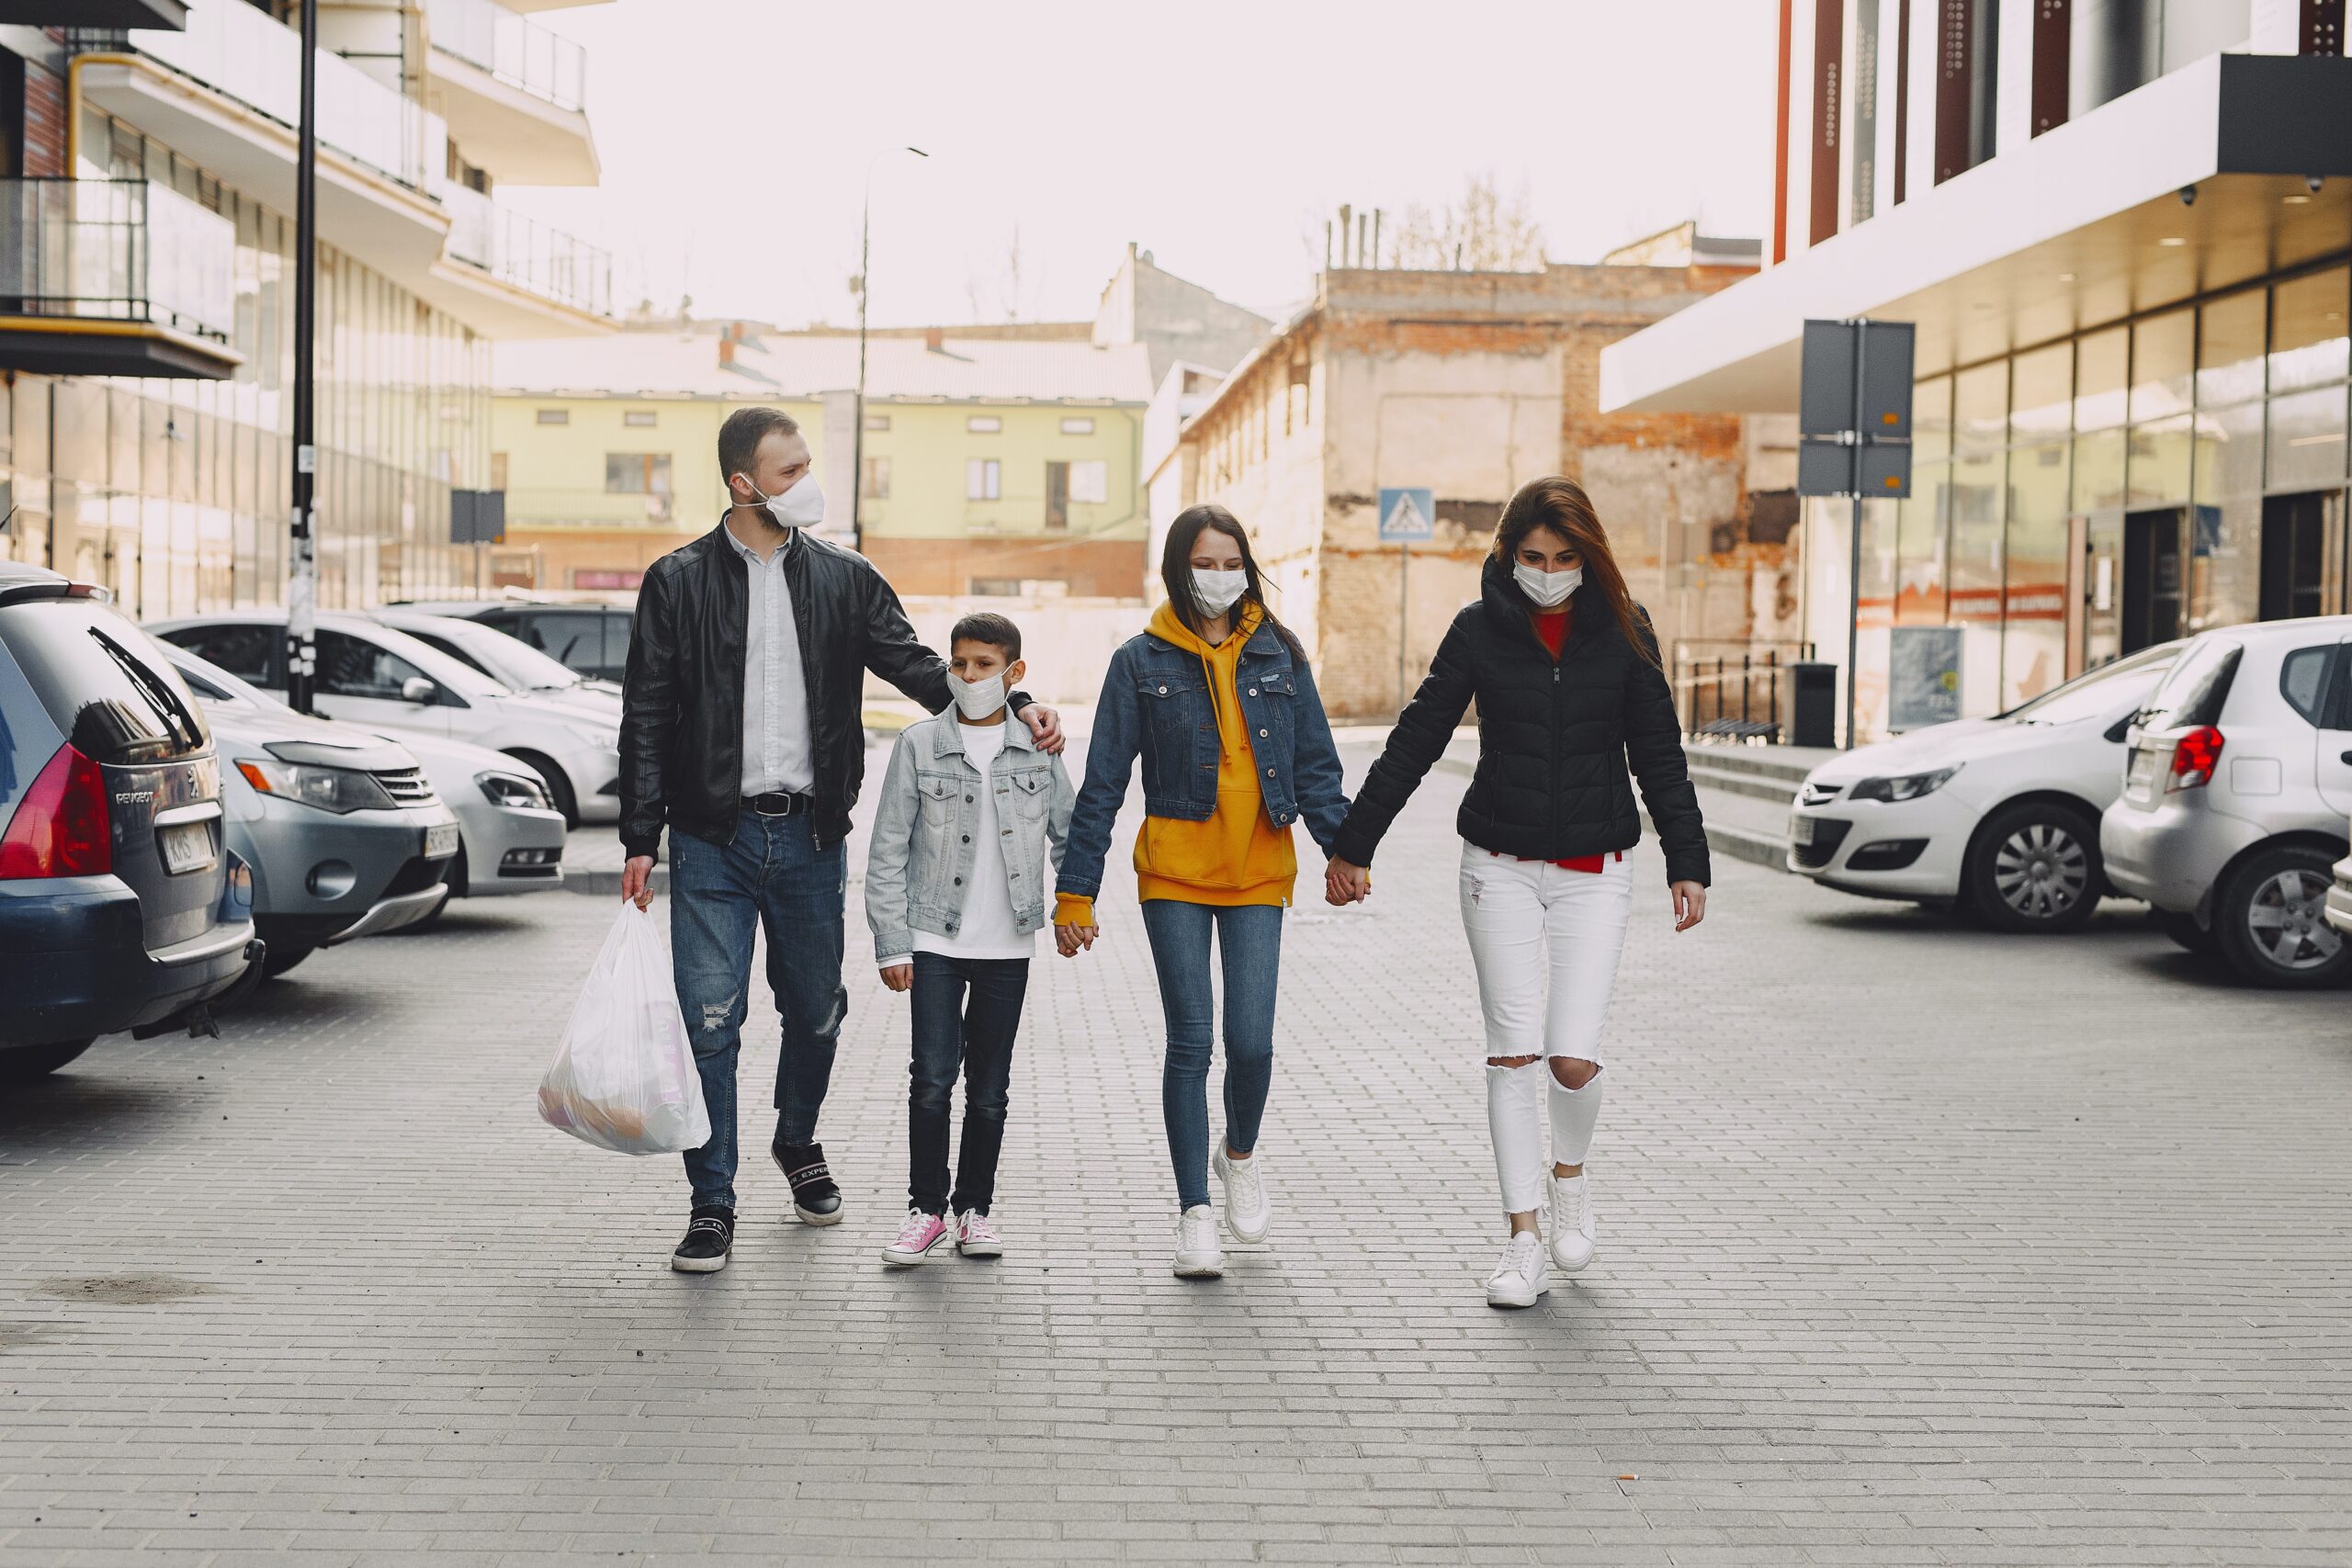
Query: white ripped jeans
[[1458, 841, 1634, 1213]]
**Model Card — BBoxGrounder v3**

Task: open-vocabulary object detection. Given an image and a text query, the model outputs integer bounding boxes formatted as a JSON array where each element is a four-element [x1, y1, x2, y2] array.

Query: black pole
[[286, 0, 319, 713]]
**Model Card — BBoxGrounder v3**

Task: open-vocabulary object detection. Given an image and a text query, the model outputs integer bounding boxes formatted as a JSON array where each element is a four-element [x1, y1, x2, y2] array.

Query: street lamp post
[[286, 0, 320, 713], [850, 145, 926, 555]]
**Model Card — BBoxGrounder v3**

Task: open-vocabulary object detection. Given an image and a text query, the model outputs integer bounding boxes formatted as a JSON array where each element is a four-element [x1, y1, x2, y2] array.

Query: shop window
[[2009, 343, 2071, 443], [2075, 327, 2129, 432], [2129, 310, 2194, 423], [2197, 290, 2267, 408], [2270, 268, 2349, 395], [2267, 388, 2350, 491], [1954, 362, 2007, 451]]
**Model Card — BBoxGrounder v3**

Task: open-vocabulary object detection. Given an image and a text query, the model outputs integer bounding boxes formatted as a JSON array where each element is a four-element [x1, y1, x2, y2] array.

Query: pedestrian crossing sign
[[1377, 487, 1434, 542]]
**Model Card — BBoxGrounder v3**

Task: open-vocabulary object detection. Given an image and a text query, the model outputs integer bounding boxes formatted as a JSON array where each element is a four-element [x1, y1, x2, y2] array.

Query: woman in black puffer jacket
[[1327, 476, 1708, 1309]]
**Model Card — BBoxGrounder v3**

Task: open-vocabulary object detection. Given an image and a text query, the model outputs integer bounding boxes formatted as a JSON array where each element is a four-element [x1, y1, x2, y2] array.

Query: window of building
[[1059, 416, 1094, 434], [865, 413, 891, 432], [970, 578, 1022, 596], [967, 457, 1001, 500], [2130, 310, 2195, 423], [490, 452, 508, 491], [2075, 327, 2130, 432], [624, 410, 657, 427], [1069, 458, 1108, 504], [605, 454, 673, 495], [863, 455, 890, 500], [536, 409, 569, 425], [2271, 268, 2349, 395], [2198, 290, 2267, 408], [967, 415, 1002, 434]]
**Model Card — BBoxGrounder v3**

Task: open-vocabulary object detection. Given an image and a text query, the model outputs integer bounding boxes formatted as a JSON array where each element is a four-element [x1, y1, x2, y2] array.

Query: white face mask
[[738, 473, 825, 530], [951, 671, 1006, 720], [1514, 561, 1582, 608], [1192, 568, 1249, 617]]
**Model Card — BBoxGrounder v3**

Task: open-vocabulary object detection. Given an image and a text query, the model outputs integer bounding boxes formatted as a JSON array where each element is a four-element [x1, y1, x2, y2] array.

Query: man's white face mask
[[737, 472, 825, 530]]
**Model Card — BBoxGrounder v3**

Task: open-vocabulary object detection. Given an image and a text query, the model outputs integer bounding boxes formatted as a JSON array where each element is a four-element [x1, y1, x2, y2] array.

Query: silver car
[[368, 608, 624, 725], [165, 647, 568, 910], [2100, 615, 2352, 988]]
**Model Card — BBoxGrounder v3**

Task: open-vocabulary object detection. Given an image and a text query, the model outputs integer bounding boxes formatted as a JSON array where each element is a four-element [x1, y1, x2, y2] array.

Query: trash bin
[[1790, 661, 1838, 749]]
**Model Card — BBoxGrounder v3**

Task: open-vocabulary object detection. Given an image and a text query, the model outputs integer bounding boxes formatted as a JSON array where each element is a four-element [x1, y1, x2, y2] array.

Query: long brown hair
[[1160, 503, 1305, 658], [1490, 477, 1659, 669]]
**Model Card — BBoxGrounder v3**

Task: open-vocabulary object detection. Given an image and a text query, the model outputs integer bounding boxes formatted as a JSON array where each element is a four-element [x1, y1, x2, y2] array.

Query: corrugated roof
[[494, 331, 1152, 404]]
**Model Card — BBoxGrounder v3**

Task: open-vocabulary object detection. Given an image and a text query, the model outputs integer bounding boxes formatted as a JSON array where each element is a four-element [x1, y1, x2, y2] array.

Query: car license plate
[[159, 820, 215, 875], [1788, 814, 1816, 847], [424, 821, 460, 859]]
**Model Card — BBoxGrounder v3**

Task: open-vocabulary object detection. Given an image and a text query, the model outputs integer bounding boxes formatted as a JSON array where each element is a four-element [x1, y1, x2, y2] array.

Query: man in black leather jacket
[[620, 407, 1061, 1273]]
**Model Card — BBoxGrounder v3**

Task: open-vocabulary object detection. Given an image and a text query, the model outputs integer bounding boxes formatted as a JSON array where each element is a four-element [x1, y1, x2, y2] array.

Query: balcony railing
[[426, 0, 586, 113], [0, 178, 236, 342], [108, 0, 441, 189], [435, 180, 612, 317]]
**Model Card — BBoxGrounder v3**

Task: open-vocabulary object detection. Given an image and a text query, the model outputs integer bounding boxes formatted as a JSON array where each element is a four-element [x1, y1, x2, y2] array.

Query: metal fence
[[0, 178, 237, 341], [1671, 640, 1815, 744]]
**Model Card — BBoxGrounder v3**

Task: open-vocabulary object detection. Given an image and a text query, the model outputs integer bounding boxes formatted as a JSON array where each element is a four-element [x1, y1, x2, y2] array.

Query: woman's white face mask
[[1513, 561, 1582, 608], [737, 472, 825, 530], [1193, 568, 1250, 617]]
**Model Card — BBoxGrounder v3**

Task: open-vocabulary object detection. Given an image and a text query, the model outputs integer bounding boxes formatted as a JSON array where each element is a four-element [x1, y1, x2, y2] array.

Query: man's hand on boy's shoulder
[[879, 962, 913, 993], [1016, 701, 1066, 754]]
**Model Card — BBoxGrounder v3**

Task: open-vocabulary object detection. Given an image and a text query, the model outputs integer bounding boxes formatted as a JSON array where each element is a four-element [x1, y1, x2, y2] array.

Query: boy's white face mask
[[951, 672, 1006, 720]]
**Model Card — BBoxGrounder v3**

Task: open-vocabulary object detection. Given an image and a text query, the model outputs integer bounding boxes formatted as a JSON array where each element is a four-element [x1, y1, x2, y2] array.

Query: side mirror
[[400, 675, 438, 705]]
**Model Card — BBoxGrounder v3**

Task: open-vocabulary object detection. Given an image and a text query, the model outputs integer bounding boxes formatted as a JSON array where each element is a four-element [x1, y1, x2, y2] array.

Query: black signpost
[[1796, 318, 1915, 748]]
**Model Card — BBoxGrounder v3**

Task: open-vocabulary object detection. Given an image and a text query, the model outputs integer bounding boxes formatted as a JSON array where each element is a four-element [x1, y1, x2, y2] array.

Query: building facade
[[1168, 254, 1778, 719], [1603, 1, 2352, 740], [0, 0, 613, 619]]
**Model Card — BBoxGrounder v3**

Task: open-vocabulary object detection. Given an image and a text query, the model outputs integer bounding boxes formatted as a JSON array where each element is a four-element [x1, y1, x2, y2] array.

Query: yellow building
[[491, 323, 1152, 596]]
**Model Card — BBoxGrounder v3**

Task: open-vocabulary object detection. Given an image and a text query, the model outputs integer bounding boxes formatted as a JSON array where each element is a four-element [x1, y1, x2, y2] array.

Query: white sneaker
[[1486, 1232, 1550, 1308], [1172, 1204, 1226, 1278], [1213, 1140, 1269, 1243], [1548, 1172, 1595, 1273]]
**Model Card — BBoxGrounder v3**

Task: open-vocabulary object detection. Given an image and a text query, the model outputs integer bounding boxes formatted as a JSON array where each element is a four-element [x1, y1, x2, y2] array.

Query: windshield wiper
[[89, 628, 203, 750]]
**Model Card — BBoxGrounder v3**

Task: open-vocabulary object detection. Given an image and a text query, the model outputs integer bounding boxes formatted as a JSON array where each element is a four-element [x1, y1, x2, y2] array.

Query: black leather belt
[[743, 792, 812, 818]]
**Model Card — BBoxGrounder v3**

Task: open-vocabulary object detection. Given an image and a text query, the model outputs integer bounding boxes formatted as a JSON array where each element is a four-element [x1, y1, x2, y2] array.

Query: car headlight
[[234, 757, 400, 814], [1848, 764, 1961, 803], [564, 723, 619, 750], [477, 770, 552, 810]]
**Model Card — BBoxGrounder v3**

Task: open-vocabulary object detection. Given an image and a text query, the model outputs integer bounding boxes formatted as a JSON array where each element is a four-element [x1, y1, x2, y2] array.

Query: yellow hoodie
[[1055, 600, 1295, 927]]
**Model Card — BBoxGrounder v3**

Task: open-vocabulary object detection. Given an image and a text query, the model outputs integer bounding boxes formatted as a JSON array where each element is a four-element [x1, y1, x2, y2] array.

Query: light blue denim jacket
[[865, 713, 1074, 963]]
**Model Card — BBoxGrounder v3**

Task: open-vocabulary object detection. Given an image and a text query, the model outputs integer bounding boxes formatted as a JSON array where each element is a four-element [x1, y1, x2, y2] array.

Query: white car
[[146, 610, 623, 827], [1788, 642, 2184, 931], [368, 608, 623, 725], [163, 645, 568, 905]]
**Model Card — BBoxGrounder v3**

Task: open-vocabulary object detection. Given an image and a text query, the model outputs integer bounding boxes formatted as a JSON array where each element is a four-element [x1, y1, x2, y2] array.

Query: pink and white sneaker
[[955, 1210, 1003, 1258], [881, 1209, 950, 1267]]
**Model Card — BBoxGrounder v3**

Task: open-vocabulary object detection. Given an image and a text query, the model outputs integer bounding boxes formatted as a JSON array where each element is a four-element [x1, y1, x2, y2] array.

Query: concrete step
[[1683, 742, 1831, 785], [1687, 761, 1801, 804]]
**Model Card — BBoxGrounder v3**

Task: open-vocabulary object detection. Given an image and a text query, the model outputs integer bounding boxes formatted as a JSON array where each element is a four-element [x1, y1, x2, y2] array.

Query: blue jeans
[[1137, 899, 1283, 1212], [668, 811, 846, 1211], [907, 953, 1029, 1216]]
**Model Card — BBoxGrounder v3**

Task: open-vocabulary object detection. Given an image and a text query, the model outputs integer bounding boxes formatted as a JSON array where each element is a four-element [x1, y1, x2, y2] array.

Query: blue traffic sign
[[1377, 487, 1434, 543]]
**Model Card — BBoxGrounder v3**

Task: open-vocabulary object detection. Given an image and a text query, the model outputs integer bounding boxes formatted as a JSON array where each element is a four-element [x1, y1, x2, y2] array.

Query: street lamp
[[287, 0, 320, 713], [850, 145, 927, 554]]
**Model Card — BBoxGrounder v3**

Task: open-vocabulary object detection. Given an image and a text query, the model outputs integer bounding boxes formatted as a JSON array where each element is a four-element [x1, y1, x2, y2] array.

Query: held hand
[[879, 963, 913, 993], [1054, 922, 1098, 957], [1019, 702, 1067, 755], [620, 854, 655, 911], [1326, 857, 1371, 905], [1670, 881, 1707, 932]]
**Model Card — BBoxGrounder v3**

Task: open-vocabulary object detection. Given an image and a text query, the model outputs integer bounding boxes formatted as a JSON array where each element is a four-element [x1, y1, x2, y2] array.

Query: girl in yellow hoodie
[[1055, 505, 1351, 1279]]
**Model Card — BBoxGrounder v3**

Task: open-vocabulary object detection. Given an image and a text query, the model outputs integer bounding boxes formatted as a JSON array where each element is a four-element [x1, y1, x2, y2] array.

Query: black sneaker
[[774, 1138, 844, 1225], [671, 1204, 734, 1272]]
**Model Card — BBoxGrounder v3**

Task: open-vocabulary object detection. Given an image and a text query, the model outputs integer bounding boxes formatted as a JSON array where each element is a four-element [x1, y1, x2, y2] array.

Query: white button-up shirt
[[728, 522, 814, 795]]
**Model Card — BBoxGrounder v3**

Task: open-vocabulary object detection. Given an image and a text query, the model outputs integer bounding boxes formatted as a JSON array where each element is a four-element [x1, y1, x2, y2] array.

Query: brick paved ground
[[4, 744, 2348, 1565]]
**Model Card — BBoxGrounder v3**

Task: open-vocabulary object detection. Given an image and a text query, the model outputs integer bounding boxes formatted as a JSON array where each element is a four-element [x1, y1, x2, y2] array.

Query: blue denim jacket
[[1058, 619, 1350, 900]]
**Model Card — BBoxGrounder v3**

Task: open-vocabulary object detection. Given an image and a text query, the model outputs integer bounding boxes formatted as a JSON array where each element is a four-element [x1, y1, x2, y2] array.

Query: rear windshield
[[2137, 638, 2242, 732], [0, 600, 211, 764]]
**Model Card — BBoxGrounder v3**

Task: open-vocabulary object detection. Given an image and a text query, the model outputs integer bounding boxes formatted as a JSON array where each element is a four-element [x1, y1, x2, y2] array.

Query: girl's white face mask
[[1514, 561, 1582, 608], [951, 672, 1006, 720], [738, 473, 825, 530], [1193, 568, 1249, 617]]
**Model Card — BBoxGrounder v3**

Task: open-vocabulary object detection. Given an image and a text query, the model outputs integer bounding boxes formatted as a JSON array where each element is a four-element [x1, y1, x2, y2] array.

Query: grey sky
[[503, 0, 1776, 329]]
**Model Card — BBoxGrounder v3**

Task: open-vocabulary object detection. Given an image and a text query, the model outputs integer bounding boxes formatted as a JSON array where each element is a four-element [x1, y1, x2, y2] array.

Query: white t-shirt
[[910, 719, 1033, 962]]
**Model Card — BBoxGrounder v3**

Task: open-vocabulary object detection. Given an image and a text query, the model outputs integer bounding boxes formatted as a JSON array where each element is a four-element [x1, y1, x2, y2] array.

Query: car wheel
[[2213, 845, 2351, 989], [2157, 910, 2218, 955], [1964, 800, 2103, 933], [509, 750, 578, 828], [263, 944, 315, 978], [0, 1038, 95, 1084]]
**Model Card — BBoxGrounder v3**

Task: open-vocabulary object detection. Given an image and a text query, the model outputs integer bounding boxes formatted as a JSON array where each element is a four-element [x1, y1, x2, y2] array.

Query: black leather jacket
[[619, 522, 1023, 858]]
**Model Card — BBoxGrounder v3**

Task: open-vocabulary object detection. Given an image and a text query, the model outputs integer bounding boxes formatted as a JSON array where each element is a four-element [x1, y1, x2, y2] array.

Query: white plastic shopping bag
[[537, 904, 711, 1156]]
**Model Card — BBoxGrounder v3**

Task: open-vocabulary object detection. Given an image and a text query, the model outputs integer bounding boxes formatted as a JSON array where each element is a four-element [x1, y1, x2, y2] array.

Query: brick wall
[[23, 62, 65, 177]]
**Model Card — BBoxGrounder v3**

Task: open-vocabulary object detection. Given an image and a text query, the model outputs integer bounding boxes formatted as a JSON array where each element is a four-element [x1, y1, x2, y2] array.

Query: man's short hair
[[950, 612, 1022, 663], [718, 407, 800, 480]]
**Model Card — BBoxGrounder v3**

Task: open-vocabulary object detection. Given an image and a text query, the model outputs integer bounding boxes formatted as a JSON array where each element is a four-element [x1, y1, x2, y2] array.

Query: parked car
[[164, 645, 563, 936], [2331, 829, 2352, 939], [0, 563, 261, 1081], [2101, 615, 2352, 988], [146, 610, 622, 827], [1787, 642, 2185, 931], [391, 599, 632, 686], [367, 607, 622, 722]]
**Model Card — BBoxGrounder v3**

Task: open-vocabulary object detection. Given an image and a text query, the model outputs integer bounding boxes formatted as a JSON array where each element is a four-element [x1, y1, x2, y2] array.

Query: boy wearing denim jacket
[[864, 613, 1075, 1266]]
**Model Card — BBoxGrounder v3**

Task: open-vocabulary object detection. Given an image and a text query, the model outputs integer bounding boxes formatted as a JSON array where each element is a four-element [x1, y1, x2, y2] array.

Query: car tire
[[0, 1038, 95, 1084], [2157, 910, 2219, 955], [1963, 799, 2104, 934], [509, 750, 578, 829], [263, 943, 315, 978], [2212, 844, 2351, 989]]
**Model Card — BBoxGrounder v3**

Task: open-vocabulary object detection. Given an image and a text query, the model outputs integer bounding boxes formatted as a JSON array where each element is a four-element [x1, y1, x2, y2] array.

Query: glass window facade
[[0, 114, 491, 620]]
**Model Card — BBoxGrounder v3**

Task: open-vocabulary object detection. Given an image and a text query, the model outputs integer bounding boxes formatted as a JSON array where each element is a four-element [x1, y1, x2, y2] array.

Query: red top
[[1528, 604, 1611, 874]]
